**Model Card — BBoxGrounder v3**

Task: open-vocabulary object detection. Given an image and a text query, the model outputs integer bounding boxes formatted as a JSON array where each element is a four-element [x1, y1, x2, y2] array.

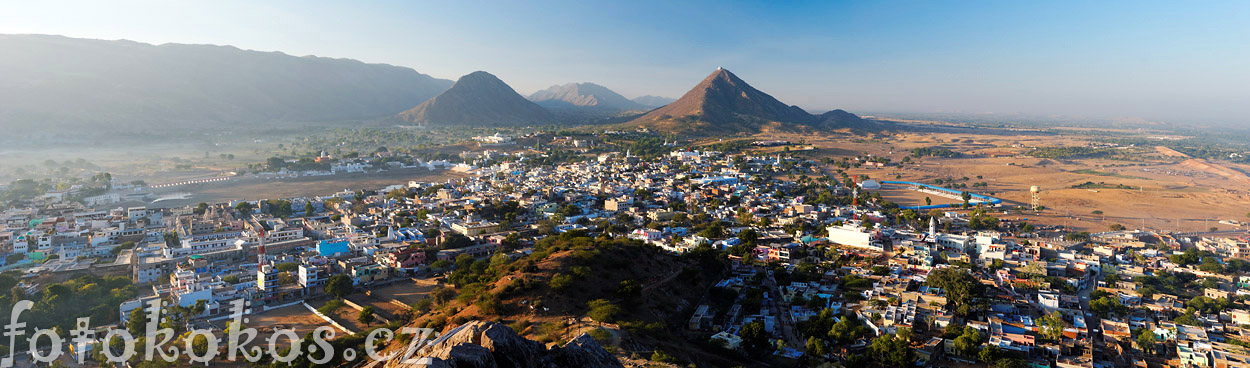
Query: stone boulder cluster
[[371, 321, 623, 368]]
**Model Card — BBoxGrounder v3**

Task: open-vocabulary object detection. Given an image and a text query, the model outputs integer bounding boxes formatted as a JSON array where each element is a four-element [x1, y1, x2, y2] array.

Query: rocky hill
[[370, 320, 622, 368], [401, 232, 734, 367], [0, 34, 453, 132], [397, 71, 555, 127]]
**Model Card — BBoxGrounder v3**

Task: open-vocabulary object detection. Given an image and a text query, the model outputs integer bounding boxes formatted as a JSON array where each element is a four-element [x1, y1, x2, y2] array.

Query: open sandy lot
[[874, 186, 966, 208], [208, 303, 329, 350], [146, 168, 466, 208]]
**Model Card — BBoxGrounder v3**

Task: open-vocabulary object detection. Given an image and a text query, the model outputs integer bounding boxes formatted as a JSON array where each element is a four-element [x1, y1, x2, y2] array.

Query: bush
[[477, 293, 503, 314], [540, 322, 564, 342], [549, 273, 574, 291], [412, 298, 433, 313], [318, 299, 346, 315], [587, 299, 621, 323], [508, 319, 531, 334], [588, 328, 611, 344], [452, 315, 470, 325], [650, 350, 678, 363]]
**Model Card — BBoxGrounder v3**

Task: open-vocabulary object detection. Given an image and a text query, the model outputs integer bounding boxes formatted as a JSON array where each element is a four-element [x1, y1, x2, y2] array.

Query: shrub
[[549, 273, 574, 291], [317, 299, 345, 315], [587, 299, 620, 323]]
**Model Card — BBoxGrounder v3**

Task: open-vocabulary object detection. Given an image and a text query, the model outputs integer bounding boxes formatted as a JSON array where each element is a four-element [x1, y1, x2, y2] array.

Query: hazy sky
[[4, 0, 1247, 125]]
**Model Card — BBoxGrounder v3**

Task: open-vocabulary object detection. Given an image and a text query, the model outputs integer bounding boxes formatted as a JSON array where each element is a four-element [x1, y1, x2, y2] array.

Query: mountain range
[[0, 34, 871, 135], [631, 95, 676, 108], [0, 34, 453, 132]]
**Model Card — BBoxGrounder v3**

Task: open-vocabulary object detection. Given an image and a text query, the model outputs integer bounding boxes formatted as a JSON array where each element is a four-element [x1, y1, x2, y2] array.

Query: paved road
[[763, 270, 804, 348], [1078, 270, 1103, 357]]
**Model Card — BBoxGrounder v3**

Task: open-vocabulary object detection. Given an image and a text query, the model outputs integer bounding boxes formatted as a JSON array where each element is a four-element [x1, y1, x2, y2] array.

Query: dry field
[[208, 303, 329, 349], [146, 168, 467, 208], [755, 126, 1250, 233], [368, 278, 439, 306], [873, 186, 965, 208], [353, 278, 441, 320]]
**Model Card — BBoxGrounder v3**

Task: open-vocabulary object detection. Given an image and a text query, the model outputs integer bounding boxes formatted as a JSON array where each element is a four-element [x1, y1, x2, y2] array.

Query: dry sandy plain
[[742, 124, 1250, 233], [142, 167, 467, 208]]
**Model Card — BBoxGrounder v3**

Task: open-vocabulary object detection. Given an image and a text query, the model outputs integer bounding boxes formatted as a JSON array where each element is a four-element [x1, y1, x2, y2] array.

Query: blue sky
[[3, 0, 1247, 125]]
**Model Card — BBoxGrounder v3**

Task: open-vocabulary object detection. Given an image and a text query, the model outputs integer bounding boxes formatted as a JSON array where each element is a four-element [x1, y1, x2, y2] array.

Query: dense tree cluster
[[926, 267, 986, 316]]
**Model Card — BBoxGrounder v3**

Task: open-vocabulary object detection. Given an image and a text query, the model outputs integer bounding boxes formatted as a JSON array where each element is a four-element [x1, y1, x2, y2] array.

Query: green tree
[[1136, 328, 1156, 354], [869, 333, 913, 367], [357, 306, 376, 326], [953, 327, 984, 357], [805, 336, 826, 357], [305, 202, 315, 216], [126, 308, 147, 336], [1039, 311, 1065, 342], [1175, 312, 1202, 326], [549, 273, 574, 291], [926, 267, 984, 316], [430, 260, 452, 273], [234, 202, 255, 216], [275, 262, 299, 273], [828, 315, 867, 344], [324, 274, 353, 299], [978, 345, 999, 363], [191, 333, 210, 357], [617, 280, 641, 302], [740, 321, 770, 354], [1089, 296, 1129, 318]]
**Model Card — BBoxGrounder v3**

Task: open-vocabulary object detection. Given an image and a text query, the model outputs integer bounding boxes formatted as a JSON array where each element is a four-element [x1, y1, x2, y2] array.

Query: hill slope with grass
[[403, 232, 738, 366]]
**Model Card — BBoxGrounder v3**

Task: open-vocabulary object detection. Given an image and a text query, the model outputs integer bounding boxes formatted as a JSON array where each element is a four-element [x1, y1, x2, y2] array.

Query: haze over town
[[2, 2, 1250, 368]]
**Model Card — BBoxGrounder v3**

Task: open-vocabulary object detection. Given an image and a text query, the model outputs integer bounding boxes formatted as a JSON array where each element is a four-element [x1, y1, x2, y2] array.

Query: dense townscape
[[2, 139, 1250, 367]]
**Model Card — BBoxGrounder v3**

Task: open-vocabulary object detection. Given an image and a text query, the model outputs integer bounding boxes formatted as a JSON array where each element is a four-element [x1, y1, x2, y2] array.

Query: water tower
[[1030, 186, 1042, 211]]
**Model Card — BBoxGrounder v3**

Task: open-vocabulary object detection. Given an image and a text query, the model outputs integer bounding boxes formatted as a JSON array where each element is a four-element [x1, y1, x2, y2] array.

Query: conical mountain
[[630, 68, 822, 133], [398, 71, 554, 126], [528, 83, 645, 110]]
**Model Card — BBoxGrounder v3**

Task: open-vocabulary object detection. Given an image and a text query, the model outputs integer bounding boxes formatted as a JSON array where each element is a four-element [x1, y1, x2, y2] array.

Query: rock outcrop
[[376, 320, 623, 368]]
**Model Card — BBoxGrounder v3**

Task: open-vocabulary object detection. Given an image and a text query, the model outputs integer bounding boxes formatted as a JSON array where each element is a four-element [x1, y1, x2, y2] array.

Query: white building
[[827, 223, 887, 252], [628, 229, 663, 242]]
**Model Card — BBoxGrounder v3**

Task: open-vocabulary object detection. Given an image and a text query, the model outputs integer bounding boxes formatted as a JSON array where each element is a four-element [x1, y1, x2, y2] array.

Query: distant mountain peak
[[631, 95, 675, 108], [528, 82, 645, 110], [397, 71, 554, 126]]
